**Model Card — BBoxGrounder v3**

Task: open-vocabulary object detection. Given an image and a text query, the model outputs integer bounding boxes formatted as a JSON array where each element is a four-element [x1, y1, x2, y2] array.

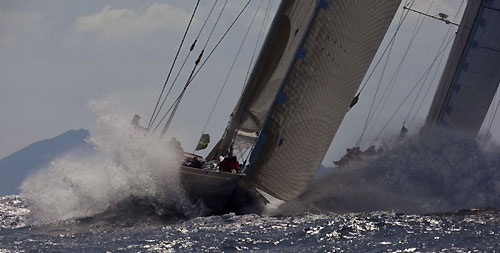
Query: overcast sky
[[1, 0, 499, 164]]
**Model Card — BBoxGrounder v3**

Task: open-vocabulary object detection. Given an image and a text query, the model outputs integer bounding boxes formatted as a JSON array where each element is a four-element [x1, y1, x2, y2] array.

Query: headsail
[[248, 0, 402, 200], [208, 1, 318, 159], [426, 0, 500, 135]]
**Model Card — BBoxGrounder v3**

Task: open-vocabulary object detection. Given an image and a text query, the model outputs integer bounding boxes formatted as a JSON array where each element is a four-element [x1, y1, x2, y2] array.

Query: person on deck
[[333, 147, 363, 167], [363, 145, 377, 156], [130, 114, 148, 132], [218, 156, 240, 173], [184, 156, 203, 169], [352, 147, 362, 158]]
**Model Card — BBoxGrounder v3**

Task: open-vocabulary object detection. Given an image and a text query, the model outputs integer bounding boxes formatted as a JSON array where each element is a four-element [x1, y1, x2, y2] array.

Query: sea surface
[[2, 109, 500, 252], [1, 195, 500, 252]]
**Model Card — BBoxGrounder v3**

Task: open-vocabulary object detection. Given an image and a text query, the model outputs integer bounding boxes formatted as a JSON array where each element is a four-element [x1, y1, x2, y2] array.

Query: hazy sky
[[1, 0, 499, 164]]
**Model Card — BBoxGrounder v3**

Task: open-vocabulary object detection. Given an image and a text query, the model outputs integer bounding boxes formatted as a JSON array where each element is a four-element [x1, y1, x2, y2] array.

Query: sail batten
[[248, 0, 402, 200]]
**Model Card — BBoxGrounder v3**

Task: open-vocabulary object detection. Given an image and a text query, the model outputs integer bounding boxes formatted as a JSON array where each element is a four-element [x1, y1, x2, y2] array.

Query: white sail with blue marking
[[426, 0, 500, 135], [246, 0, 402, 200]]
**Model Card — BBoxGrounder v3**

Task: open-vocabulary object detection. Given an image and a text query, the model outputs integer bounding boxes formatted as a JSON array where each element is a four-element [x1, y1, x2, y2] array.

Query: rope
[[160, 51, 205, 136], [147, 0, 200, 129], [409, 26, 455, 125], [152, 0, 251, 135], [408, 0, 465, 126], [195, 0, 263, 153], [356, 37, 395, 146], [402, 2, 435, 126], [364, 1, 431, 135], [149, 0, 219, 129], [370, 33, 455, 145], [403, 6, 460, 27], [354, 2, 413, 146], [158, 0, 229, 136], [189, 0, 252, 84], [355, 0, 414, 96]]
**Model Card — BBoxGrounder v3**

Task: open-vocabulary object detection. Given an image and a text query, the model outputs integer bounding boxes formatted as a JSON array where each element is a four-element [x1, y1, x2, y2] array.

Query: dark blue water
[[2, 128, 500, 251], [1, 195, 499, 252]]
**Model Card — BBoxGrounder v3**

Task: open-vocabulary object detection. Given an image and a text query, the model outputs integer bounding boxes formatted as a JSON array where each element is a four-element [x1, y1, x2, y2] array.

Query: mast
[[425, 0, 500, 135]]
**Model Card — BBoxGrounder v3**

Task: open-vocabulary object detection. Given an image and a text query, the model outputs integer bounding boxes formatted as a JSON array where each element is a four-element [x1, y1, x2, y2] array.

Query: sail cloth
[[207, 1, 318, 159], [248, 0, 401, 201], [426, 0, 500, 135], [235, 1, 317, 137]]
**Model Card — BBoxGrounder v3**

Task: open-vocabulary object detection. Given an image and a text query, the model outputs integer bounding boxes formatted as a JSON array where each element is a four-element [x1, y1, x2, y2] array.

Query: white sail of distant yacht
[[426, 0, 500, 135]]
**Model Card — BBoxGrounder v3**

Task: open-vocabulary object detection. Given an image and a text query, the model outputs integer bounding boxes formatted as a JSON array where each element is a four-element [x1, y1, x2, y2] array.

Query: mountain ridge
[[0, 129, 93, 195]]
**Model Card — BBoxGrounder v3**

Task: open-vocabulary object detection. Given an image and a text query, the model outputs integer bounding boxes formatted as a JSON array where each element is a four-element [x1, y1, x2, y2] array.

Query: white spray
[[21, 99, 189, 224], [279, 128, 500, 214]]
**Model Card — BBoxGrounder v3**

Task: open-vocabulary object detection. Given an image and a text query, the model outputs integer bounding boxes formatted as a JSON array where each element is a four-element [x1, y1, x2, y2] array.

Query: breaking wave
[[279, 128, 500, 214], [20, 99, 192, 224]]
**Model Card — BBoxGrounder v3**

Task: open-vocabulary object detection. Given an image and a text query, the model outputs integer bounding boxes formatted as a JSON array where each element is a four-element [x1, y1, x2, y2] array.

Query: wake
[[279, 128, 500, 214], [20, 99, 192, 224]]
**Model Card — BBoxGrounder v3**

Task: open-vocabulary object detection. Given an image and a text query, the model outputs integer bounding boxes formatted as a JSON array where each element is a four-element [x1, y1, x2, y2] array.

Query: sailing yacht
[[425, 0, 500, 135], [170, 0, 500, 214], [177, 0, 402, 214], [330, 0, 500, 169]]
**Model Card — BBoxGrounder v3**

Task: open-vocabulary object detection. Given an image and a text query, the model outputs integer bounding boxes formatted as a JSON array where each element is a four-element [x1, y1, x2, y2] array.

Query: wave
[[20, 99, 193, 224], [279, 128, 500, 215]]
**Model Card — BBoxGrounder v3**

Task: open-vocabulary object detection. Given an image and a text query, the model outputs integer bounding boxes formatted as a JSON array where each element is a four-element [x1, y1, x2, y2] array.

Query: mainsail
[[210, 0, 401, 201], [426, 0, 500, 135], [249, 0, 401, 200]]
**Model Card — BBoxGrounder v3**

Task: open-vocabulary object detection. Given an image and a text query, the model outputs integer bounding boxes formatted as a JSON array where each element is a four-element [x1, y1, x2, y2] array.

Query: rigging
[[147, 0, 200, 130], [195, 0, 264, 153], [408, 11, 461, 126], [370, 34, 456, 145], [352, 0, 415, 103], [354, 1, 415, 146], [149, 0, 219, 130], [151, 0, 252, 136], [403, 6, 460, 27], [159, 0, 230, 137]]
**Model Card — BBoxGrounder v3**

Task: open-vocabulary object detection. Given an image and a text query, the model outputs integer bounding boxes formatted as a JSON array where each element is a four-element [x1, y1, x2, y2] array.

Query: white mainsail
[[247, 0, 401, 201], [209, 0, 401, 200], [426, 0, 500, 135]]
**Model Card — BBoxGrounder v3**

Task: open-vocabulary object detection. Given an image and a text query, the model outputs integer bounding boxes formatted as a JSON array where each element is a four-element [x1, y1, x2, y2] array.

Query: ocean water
[[1, 101, 499, 252], [1, 195, 499, 252]]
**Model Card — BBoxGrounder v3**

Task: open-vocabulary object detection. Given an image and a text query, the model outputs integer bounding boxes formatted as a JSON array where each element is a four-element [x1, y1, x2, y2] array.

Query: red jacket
[[219, 159, 240, 172]]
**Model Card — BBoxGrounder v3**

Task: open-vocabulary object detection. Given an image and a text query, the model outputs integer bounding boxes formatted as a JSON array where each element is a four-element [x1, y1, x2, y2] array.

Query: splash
[[279, 128, 500, 214], [21, 99, 190, 224]]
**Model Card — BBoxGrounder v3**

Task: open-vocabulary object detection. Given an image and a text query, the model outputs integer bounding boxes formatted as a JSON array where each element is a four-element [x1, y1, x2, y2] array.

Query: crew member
[[130, 114, 148, 132], [218, 156, 240, 173]]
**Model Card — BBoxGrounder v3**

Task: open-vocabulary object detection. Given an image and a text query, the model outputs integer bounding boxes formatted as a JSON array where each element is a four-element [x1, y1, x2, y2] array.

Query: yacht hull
[[179, 166, 246, 214]]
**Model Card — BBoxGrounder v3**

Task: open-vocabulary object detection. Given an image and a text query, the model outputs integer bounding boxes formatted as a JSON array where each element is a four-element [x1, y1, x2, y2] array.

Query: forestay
[[426, 0, 500, 135], [248, 0, 401, 201]]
